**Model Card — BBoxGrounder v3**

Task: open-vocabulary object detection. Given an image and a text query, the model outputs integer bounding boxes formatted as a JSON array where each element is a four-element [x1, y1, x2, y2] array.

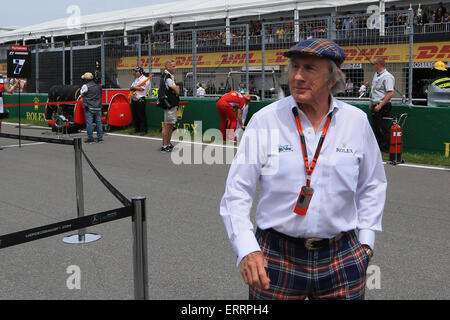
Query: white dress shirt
[[197, 86, 206, 96], [220, 95, 387, 266], [371, 69, 395, 104]]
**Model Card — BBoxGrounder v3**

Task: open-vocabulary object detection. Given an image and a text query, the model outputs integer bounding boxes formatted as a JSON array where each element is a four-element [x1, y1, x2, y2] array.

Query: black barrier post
[[132, 197, 149, 300], [63, 138, 101, 244]]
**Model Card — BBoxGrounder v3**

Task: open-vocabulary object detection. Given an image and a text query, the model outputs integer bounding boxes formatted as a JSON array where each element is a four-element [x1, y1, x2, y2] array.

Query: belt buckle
[[304, 238, 322, 250]]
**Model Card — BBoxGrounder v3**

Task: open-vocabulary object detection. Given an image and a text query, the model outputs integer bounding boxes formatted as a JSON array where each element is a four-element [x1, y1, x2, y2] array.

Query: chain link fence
[[261, 10, 414, 103], [332, 10, 414, 104], [146, 25, 249, 98], [70, 38, 101, 87]]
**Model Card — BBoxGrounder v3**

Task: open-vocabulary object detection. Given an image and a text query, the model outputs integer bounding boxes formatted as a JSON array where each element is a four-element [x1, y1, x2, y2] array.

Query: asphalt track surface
[[0, 122, 449, 300]]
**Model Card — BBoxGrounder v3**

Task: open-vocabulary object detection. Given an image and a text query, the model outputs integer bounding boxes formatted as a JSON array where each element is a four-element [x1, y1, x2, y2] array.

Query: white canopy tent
[[0, 0, 410, 44]]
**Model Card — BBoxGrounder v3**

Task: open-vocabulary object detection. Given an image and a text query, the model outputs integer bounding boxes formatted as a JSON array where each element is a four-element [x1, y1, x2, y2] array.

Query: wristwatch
[[362, 245, 374, 259]]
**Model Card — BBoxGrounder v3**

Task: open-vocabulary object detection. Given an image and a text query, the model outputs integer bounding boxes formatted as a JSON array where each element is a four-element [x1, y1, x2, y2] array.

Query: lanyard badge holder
[[292, 107, 332, 216]]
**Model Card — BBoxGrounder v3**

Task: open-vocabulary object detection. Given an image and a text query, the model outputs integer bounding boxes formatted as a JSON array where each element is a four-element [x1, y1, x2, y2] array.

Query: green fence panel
[[3, 94, 450, 156], [3, 93, 48, 123]]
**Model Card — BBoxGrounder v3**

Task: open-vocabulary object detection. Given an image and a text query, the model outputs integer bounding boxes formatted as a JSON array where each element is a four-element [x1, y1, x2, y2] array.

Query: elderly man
[[220, 39, 387, 300]]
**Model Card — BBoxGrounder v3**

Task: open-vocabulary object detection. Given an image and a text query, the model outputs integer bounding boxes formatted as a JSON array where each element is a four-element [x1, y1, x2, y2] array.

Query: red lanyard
[[293, 108, 333, 188]]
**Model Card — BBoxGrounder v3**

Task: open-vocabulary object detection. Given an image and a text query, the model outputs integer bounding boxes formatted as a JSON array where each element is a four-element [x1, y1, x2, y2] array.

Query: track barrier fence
[[0, 134, 149, 300]]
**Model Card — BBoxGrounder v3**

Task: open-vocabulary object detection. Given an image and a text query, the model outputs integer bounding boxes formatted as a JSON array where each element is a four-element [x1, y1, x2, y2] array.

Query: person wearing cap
[[369, 57, 395, 153], [426, 61, 450, 93], [130, 67, 150, 136], [80, 72, 103, 143], [216, 90, 250, 141], [160, 60, 180, 153], [220, 39, 386, 300], [0, 76, 19, 149]]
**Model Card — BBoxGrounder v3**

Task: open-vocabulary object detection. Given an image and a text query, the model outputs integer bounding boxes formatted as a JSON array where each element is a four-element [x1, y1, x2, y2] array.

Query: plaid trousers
[[249, 228, 371, 300]]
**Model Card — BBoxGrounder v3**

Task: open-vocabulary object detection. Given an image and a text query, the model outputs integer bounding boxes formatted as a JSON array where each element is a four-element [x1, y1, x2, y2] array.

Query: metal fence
[[1, 10, 443, 104], [261, 10, 414, 102], [144, 24, 249, 98]]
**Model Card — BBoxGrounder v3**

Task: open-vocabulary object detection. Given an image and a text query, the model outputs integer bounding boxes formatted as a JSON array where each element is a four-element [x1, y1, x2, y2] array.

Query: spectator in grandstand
[[445, 12, 450, 31], [206, 81, 215, 95], [216, 90, 250, 141], [422, 7, 432, 24], [369, 57, 395, 153], [80, 72, 103, 143], [436, 2, 447, 18], [218, 83, 227, 95], [220, 38, 385, 300], [238, 82, 246, 94], [436, 6, 445, 23], [196, 83, 206, 96], [161, 60, 180, 153], [359, 81, 369, 98], [130, 67, 150, 136], [345, 78, 354, 96]]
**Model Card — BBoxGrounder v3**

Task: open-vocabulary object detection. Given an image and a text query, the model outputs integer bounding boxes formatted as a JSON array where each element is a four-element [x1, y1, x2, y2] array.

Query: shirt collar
[[289, 94, 341, 116]]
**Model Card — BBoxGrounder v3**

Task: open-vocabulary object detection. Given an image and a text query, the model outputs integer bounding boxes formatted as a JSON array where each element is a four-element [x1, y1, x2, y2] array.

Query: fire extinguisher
[[389, 113, 407, 165], [389, 121, 402, 163]]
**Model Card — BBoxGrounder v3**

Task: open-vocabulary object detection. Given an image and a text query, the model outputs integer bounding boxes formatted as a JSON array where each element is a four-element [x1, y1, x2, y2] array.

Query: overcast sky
[[1, 0, 177, 28]]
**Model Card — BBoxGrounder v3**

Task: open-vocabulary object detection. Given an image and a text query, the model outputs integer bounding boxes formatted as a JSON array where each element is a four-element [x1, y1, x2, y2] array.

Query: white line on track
[[3, 122, 449, 171], [1, 142, 47, 148]]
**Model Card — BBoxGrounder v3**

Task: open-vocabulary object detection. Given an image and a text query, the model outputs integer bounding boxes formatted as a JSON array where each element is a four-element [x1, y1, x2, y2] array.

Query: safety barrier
[[0, 134, 149, 300], [3, 93, 450, 156]]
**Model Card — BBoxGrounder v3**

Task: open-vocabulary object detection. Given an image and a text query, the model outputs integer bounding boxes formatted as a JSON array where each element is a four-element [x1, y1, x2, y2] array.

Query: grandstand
[[0, 0, 449, 103]]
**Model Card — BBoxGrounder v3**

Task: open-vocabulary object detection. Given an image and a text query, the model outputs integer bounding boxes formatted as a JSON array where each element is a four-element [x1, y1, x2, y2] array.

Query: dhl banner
[[117, 41, 450, 69], [1, 41, 448, 72]]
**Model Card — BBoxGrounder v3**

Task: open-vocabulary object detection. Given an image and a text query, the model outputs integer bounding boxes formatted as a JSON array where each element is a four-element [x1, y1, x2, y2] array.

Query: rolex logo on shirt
[[336, 143, 354, 154], [279, 144, 294, 153]]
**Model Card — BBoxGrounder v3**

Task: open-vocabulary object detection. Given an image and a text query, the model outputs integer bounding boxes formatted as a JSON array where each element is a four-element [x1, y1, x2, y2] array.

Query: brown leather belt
[[265, 228, 349, 250]]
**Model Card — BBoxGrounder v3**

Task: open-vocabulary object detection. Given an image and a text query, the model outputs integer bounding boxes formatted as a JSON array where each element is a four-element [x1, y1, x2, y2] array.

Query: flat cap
[[284, 38, 346, 67]]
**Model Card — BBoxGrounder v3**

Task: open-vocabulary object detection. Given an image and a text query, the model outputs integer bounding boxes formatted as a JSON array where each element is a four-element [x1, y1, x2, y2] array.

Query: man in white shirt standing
[[130, 67, 150, 136], [369, 57, 395, 152], [220, 39, 387, 300]]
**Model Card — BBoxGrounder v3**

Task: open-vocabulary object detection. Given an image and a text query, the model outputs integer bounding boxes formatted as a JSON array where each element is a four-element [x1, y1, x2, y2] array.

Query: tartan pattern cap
[[284, 38, 346, 67]]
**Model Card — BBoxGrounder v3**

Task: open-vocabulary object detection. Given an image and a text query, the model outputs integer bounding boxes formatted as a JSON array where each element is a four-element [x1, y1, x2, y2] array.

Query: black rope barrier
[[0, 206, 132, 250], [80, 148, 132, 207], [0, 132, 74, 146]]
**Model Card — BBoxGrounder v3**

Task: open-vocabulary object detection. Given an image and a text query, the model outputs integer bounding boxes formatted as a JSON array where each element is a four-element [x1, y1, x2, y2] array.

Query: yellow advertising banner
[[1, 41, 448, 72], [117, 41, 450, 69]]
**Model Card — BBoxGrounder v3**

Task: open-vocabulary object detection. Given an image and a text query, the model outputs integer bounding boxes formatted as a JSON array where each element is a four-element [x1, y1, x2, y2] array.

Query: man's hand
[[374, 104, 382, 112], [240, 251, 270, 290]]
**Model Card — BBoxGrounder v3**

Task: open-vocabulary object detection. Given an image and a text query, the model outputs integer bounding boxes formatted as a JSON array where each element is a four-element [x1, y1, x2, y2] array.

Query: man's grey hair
[[165, 60, 175, 68], [327, 60, 346, 95]]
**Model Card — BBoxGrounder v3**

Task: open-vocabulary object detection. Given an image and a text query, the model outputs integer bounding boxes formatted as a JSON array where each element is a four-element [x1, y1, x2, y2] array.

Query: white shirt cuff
[[232, 229, 261, 267], [358, 229, 376, 250]]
